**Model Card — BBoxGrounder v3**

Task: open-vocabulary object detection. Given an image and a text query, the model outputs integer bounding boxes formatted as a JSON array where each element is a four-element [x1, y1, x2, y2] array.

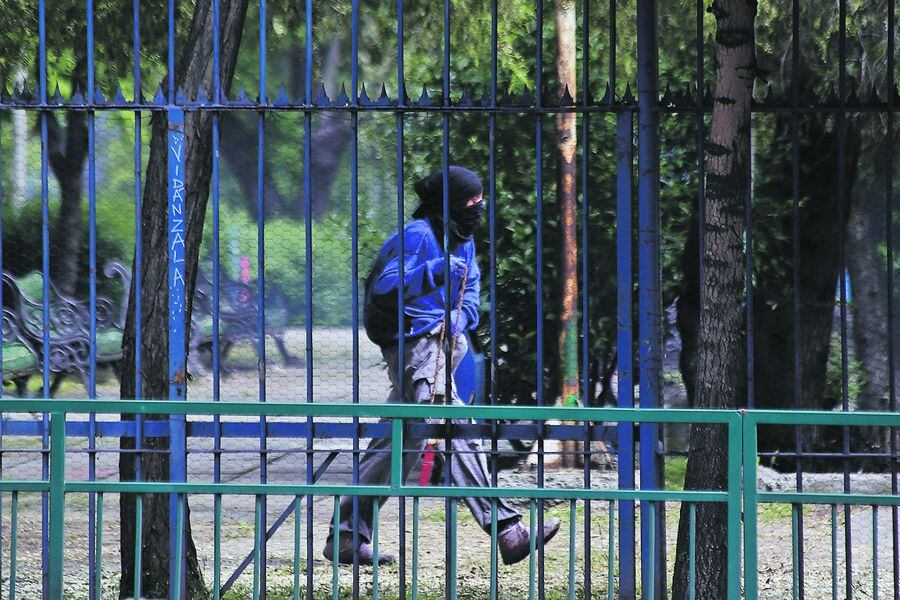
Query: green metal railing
[[0, 399, 742, 600], [743, 410, 900, 600], [1, 400, 898, 599]]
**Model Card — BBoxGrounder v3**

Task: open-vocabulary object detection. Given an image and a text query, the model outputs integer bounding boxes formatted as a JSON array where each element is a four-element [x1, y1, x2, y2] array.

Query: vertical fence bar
[[886, 0, 898, 596], [254, 496, 262, 600], [743, 416, 759, 600], [490, 499, 498, 600], [569, 500, 576, 600], [132, 0, 144, 593], [646, 502, 655, 600], [350, 0, 362, 594], [616, 108, 636, 600], [832, 504, 838, 600], [792, 506, 800, 600], [412, 496, 419, 600], [688, 503, 695, 600], [373, 502, 380, 600], [85, 0, 99, 596], [789, 0, 806, 596], [745, 124, 755, 412], [580, 1, 593, 597], [256, 0, 269, 591], [38, 0, 51, 592], [213, 492, 221, 600], [391, 420, 403, 488], [440, 0, 455, 596], [332, 496, 339, 599], [394, 4, 407, 594], [875, 506, 880, 600], [837, 0, 852, 594], [135, 492, 143, 599], [167, 0, 175, 102], [695, 0, 706, 379], [9, 492, 17, 600], [534, 1, 547, 596], [726, 416, 741, 598], [48, 413, 65, 599], [303, 0, 314, 596], [211, 0, 222, 595], [611, 0, 634, 593], [529, 500, 536, 600], [294, 496, 301, 600], [166, 106, 187, 600], [394, 0, 408, 583], [95, 493, 103, 599], [172, 496, 185, 600], [636, 0, 662, 593], [608, 500, 615, 600], [488, 0, 500, 596]]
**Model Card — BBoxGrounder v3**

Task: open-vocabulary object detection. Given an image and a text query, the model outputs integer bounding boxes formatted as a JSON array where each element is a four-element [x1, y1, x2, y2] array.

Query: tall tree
[[117, 0, 249, 596], [219, 40, 351, 220], [554, 0, 578, 465], [671, 0, 757, 597]]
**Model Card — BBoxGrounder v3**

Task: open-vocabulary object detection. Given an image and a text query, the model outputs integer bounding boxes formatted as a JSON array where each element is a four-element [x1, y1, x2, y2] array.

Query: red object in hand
[[419, 445, 436, 486]]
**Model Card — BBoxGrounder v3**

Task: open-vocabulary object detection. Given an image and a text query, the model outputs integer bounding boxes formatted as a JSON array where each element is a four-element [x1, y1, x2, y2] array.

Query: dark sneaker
[[322, 535, 396, 566], [498, 517, 561, 565]]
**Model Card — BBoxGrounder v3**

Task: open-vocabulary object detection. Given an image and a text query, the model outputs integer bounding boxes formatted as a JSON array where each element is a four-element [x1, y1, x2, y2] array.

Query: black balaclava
[[412, 166, 486, 242]]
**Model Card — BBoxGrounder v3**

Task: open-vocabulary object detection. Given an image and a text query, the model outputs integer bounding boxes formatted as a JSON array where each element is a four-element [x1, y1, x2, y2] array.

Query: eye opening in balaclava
[[412, 166, 486, 242]]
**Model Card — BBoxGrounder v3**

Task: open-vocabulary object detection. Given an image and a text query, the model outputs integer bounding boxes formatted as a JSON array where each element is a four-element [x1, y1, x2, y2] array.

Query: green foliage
[[2, 0, 892, 412], [200, 202, 384, 328], [1, 190, 135, 299]]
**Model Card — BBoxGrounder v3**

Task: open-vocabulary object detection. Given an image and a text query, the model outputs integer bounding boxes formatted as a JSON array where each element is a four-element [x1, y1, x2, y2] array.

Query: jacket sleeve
[[371, 230, 441, 304], [459, 245, 481, 331]]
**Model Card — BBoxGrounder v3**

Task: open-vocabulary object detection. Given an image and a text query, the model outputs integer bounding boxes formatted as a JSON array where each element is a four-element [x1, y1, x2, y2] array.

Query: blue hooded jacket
[[364, 218, 480, 349]]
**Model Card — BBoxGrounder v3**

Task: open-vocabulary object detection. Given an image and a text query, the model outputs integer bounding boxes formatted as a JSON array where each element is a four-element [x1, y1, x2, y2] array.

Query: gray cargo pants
[[334, 330, 520, 543]]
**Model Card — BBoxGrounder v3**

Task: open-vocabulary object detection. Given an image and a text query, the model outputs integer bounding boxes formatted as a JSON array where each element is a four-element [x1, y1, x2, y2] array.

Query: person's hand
[[450, 309, 469, 338], [426, 256, 467, 285]]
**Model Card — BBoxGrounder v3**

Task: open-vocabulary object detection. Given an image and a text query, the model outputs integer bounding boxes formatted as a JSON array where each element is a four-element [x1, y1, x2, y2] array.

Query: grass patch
[[758, 502, 814, 523], [664, 455, 687, 491], [421, 502, 478, 526]]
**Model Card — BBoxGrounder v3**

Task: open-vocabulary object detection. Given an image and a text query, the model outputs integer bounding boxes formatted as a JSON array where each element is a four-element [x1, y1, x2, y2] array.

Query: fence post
[[743, 412, 759, 600], [636, 0, 664, 596], [391, 419, 403, 489], [48, 412, 65, 599], [726, 414, 742, 599], [615, 110, 636, 599], [167, 106, 188, 600]]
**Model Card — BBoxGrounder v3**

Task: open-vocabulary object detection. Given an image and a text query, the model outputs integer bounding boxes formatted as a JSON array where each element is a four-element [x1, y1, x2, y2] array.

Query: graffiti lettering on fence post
[[167, 108, 187, 397], [166, 108, 188, 600]]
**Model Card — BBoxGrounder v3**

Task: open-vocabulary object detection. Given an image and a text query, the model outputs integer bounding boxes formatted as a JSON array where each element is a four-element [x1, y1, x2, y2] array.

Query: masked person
[[323, 166, 560, 566]]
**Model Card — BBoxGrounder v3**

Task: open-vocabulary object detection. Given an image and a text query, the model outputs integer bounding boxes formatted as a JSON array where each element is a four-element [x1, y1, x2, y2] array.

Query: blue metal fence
[[0, 0, 897, 598]]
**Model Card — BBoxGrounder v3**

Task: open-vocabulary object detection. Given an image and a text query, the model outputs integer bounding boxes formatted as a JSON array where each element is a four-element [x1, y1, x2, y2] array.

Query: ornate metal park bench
[[0, 264, 128, 396], [189, 268, 302, 370], [1, 263, 300, 396]]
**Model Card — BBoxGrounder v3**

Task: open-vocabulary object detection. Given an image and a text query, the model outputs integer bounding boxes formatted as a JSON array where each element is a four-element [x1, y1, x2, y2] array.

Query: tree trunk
[[678, 109, 859, 470], [118, 0, 249, 597], [219, 39, 350, 220], [46, 110, 88, 296], [554, 0, 578, 466], [848, 176, 898, 452], [672, 0, 756, 597]]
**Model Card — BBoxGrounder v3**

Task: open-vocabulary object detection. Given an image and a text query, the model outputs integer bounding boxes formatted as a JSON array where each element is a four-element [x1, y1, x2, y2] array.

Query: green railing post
[[48, 412, 65, 599], [742, 412, 759, 600], [726, 414, 742, 599], [391, 419, 403, 489]]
